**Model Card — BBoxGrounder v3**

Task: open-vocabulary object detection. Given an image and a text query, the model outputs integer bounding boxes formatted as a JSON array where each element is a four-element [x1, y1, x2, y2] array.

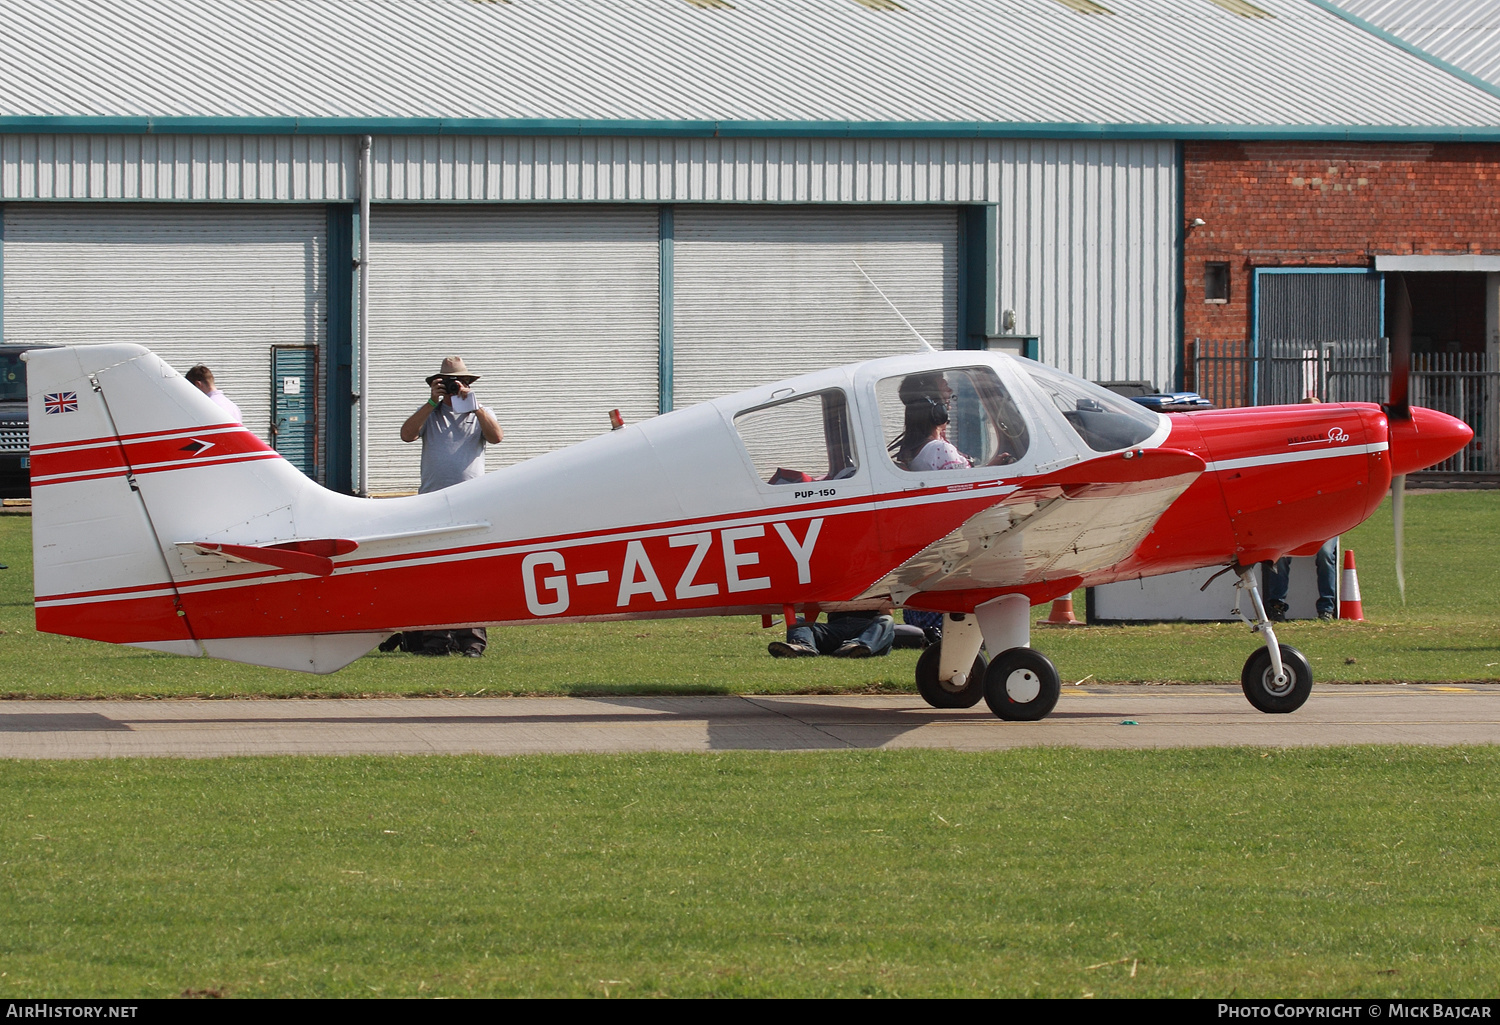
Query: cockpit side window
[[877, 367, 1030, 472], [1014, 359, 1161, 452], [733, 390, 858, 485]]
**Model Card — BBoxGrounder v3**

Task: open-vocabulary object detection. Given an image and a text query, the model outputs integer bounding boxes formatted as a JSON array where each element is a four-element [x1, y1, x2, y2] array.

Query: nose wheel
[[1241, 644, 1312, 714], [1232, 563, 1314, 714]]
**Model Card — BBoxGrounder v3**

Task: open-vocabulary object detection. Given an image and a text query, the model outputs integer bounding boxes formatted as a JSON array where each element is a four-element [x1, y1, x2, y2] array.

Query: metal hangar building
[[4, 0, 1499, 494]]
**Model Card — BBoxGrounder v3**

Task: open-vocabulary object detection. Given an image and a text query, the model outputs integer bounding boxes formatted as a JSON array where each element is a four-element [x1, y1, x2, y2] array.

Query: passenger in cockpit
[[898, 371, 954, 408], [888, 367, 1023, 470], [896, 397, 971, 470]]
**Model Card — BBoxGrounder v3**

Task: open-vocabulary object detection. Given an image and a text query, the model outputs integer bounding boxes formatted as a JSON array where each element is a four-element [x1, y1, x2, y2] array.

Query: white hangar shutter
[[365, 205, 660, 494], [1, 203, 327, 465], [670, 206, 957, 409]]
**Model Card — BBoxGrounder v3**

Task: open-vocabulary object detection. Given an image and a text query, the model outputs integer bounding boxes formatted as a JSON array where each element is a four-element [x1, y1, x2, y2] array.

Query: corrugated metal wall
[[672, 206, 956, 408], [1, 203, 327, 462], [995, 140, 1180, 391], [1, 135, 1183, 461], [364, 205, 660, 494], [1, 135, 357, 202], [1256, 271, 1384, 342], [3, 134, 1173, 208]]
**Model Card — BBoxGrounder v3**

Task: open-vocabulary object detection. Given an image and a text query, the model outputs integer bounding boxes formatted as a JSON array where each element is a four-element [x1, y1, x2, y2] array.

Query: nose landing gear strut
[[1233, 564, 1313, 714]]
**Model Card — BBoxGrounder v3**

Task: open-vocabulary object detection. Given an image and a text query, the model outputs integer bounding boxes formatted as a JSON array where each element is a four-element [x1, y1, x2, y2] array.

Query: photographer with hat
[[400, 356, 503, 494], [392, 355, 504, 657]]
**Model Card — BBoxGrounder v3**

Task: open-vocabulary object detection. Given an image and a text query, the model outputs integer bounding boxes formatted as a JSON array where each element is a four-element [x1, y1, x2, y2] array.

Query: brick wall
[[1183, 141, 1500, 346]]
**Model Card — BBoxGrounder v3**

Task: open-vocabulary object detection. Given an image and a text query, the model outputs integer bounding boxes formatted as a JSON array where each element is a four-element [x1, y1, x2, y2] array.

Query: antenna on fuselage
[[853, 261, 936, 352]]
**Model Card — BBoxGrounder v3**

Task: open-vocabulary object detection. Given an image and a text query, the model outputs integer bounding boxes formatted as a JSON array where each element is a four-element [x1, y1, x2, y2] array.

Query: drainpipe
[[357, 135, 371, 496]]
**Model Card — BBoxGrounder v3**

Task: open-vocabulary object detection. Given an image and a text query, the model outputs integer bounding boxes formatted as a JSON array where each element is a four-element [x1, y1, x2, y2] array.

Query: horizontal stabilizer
[[185, 538, 360, 578]]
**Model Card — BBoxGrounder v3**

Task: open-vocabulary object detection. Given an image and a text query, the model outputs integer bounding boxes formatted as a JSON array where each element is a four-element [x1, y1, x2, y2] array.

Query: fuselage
[[28, 346, 1471, 650]]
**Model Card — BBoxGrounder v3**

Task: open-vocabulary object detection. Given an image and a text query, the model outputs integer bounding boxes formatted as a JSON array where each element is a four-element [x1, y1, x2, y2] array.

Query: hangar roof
[[1328, 0, 1500, 90], [4, 0, 1500, 139]]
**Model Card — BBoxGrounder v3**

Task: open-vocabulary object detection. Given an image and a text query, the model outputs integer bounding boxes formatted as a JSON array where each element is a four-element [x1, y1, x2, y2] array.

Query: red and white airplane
[[24, 306, 1469, 719]]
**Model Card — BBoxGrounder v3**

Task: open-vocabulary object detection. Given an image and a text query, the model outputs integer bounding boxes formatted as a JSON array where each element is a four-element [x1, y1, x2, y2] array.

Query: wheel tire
[[983, 648, 1061, 721], [1241, 644, 1313, 714], [915, 644, 987, 709]]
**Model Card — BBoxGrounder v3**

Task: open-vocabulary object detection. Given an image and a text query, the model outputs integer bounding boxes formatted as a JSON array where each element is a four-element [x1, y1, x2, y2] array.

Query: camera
[[443, 377, 461, 396]]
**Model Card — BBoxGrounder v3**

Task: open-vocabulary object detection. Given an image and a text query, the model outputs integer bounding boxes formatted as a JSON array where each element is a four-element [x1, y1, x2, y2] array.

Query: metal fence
[[1191, 338, 1497, 474]]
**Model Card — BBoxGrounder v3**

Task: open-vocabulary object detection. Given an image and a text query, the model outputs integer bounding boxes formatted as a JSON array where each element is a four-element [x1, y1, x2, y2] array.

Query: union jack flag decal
[[44, 392, 78, 415]]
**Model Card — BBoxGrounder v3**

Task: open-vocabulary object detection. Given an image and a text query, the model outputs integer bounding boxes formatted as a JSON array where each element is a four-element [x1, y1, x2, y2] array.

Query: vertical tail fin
[[27, 344, 212, 652], [27, 344, 385, 672]]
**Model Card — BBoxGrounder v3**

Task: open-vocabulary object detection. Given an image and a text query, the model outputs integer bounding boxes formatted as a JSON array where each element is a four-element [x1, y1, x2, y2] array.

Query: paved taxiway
[[1, 684, 1497, 758]]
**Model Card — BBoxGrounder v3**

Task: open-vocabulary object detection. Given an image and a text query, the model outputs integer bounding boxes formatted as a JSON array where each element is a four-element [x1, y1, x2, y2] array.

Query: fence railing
[[1191, 338, 1497, 474]]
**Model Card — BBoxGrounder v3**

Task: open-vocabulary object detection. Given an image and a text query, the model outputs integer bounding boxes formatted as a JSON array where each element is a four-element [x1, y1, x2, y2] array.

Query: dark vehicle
[[1, 346, 36, 499]]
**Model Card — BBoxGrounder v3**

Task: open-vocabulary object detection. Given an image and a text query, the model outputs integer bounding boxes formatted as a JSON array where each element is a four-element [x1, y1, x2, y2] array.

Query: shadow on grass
[[1408, 645, 1500, 653]]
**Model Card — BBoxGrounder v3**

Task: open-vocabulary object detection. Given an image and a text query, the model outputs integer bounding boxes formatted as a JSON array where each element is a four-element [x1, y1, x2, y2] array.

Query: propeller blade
[[1387, 273, 1412, 421], [1392, 473, 1406, 605]]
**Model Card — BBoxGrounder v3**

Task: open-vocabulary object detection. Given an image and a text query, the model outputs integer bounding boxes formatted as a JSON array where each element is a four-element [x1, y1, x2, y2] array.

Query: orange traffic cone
[[1339, 549, 1364, 621], [1040, 595, 1084, 627]]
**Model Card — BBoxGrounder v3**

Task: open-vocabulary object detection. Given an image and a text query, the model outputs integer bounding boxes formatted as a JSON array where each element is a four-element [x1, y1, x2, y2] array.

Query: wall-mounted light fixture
[[1186, 217, 1207, 232], [1001, 309, 1017, 334]]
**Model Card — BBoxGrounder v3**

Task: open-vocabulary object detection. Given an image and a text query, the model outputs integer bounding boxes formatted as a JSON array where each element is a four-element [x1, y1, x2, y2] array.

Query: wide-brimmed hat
[[425, 356, 480, 385]]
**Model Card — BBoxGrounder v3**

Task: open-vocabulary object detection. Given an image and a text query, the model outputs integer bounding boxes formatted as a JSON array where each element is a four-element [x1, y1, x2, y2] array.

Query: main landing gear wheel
[[914, 645, 987, 709], [1241, 644, 1313, 714], [983, 648, 1061, 721]]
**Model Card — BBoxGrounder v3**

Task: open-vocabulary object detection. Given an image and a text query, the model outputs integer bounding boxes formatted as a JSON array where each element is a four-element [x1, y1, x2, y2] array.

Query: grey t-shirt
[[419, 403, 489, 494]]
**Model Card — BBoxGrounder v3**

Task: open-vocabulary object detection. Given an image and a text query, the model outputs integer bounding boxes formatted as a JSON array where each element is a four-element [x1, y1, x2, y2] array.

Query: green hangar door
[[272, 346, 317, 477], [670, 206, 959, 408], [0, 204, 329, 477]]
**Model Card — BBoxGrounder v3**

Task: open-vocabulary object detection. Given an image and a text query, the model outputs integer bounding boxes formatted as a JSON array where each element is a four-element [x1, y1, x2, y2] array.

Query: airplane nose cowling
[[1387, 407, 1474, 475]]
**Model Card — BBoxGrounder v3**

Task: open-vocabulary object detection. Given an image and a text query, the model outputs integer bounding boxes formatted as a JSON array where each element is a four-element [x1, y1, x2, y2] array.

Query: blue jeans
[[1314, 539, 1338, 616], [788, 613, 895, 656], [1264, 539, 1338, 617]]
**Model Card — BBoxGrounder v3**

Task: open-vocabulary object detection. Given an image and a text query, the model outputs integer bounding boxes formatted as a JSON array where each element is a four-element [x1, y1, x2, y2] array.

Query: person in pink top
[[185, 364, 243, 424], [894, 396, 970, 471]]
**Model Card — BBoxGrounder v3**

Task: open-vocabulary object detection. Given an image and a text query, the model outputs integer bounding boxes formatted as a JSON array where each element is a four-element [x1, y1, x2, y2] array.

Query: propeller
[[1384, 273, 1413, 604]]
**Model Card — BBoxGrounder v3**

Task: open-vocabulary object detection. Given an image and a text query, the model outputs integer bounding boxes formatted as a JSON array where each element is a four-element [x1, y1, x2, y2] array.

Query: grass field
[[2, 497, 1498, 999], [2, 747, 1497, 998], [0, 492, 1495, 697]]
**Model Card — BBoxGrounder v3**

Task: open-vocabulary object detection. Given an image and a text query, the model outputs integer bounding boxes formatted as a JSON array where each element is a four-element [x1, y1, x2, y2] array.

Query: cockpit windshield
[[1014, 358, 1161, 452]]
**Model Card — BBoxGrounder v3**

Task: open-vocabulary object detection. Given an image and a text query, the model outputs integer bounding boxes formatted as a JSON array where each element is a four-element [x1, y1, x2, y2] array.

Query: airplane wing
[[861, 448, 1204, 604]]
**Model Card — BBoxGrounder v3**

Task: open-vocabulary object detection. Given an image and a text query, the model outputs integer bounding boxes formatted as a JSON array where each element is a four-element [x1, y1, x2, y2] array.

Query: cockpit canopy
[[727, 352, 1164, 488]]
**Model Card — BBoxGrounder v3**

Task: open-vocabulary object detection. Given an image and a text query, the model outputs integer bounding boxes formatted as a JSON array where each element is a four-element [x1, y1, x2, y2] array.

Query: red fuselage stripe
[[36, 481, 1016, 605], [31, 423, 245, 452], [31, 427, 277, 486]]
